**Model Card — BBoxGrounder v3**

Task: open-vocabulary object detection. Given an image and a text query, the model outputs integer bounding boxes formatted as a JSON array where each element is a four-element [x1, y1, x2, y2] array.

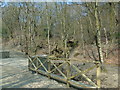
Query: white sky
[[1, 0, 120, 2]]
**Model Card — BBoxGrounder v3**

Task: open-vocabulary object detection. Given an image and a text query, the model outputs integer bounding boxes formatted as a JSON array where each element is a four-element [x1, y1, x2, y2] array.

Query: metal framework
[[28, 55, 101, 88]]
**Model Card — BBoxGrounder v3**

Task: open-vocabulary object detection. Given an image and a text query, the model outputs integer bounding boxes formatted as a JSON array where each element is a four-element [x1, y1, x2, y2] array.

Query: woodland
[[1, 2, 119, 64]]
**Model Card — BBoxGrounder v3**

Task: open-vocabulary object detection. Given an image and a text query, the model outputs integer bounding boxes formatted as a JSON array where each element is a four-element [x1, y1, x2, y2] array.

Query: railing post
[[36, 57, 39, 74], [66, 59, 70, 88], [96, 63, 101, 88], [28, 56, 30, 71], [28, 56, 33, 71], [48, 59, 51, 79]]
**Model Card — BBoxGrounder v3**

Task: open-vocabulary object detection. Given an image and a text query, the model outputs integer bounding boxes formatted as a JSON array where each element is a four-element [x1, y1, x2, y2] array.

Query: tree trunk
[[104, 28, 108, 58], [46, 3, 51, 55], [95, 2, 104, 63]]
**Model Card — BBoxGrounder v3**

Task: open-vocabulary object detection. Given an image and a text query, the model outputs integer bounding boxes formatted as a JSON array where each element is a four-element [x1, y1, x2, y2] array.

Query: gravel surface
[[0, 51, 68, 88], [0, 47, 119, 89]]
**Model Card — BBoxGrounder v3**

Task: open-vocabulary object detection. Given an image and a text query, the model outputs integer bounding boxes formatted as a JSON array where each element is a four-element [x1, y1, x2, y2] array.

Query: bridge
[[28, 55, 102, 89]]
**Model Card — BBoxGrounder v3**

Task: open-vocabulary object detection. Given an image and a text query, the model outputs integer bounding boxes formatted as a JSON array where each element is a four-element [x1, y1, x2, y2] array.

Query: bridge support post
[[28, 56, 31, 71], [96, 63, 101, 88], [48, 59, 51, 79], [66, 60, 70, 88], [36, 57, 39, 74]]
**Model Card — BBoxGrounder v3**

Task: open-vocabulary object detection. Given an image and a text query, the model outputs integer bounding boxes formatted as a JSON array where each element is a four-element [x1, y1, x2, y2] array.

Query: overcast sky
[[1, 0, 119, 2]]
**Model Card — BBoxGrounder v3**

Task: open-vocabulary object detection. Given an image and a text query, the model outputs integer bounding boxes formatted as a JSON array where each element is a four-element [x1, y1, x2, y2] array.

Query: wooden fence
[[28, 55, 101, 88]]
